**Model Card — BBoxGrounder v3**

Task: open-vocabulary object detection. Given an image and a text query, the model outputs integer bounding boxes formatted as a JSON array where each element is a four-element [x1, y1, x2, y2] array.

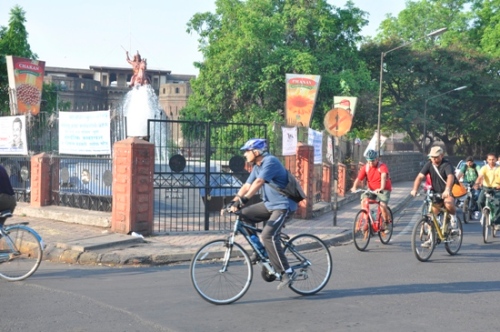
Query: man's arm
[[377, 173, 387, 193], [410, 173, 425, 196], [351, 178, 360, 192], [442, 173, 454, 198]]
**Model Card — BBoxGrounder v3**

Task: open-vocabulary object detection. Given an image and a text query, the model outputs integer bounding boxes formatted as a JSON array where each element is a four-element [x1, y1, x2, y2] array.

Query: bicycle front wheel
[[0, 226, 43, 281], [190, 240, 253, 305], [353, 210, 370, 251], [411, 217, 436, 262], [284, 234, 332, 296], [445, 216, 463, 255], [379, 207, 394, 244], [482, 210, 491, 244], [462, 197, 470, 223]]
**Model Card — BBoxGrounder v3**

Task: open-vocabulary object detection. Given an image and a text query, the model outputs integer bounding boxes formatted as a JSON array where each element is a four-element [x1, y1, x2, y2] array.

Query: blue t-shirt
[[246, 154, 297, 212]]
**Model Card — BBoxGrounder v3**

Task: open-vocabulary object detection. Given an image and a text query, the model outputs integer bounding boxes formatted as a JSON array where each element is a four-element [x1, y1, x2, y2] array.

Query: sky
[[0, 0, 407, 75]]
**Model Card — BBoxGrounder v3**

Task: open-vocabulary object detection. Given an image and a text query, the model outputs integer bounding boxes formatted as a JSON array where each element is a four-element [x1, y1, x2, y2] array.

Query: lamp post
[[422, 85, 467, 155], [376, 27, 447, 156]]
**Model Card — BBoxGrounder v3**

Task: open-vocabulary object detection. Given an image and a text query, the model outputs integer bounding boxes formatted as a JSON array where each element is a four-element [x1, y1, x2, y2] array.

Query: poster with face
[[0, 115, 28, 155]]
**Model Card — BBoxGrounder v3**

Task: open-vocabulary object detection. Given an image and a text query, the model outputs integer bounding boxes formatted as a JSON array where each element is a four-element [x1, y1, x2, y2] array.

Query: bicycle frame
[[423, 191, 451, 241]]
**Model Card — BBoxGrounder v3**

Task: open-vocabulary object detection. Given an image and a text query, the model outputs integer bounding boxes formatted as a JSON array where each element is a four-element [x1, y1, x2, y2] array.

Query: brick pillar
[[31, 153, 52, 207], [111, 138, 154, 235], [295, 145, 314, 219], [321, 163, 332, 202], [337, 163, 346, 197]]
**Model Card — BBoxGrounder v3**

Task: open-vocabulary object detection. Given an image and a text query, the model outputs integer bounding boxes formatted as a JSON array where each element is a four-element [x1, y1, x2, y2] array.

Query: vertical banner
[[307, 128, 323, 164], [6, 56, 46, 116], [0, 115, 28, 155], [285, 74, 321, 127], [281, 126, 297, 156], [59, 110, 111, 155]]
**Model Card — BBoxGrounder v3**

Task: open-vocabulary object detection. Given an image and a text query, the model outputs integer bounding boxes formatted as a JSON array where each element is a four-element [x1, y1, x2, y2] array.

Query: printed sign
[[285, 74, 321, 127], [59, 111, 111, 155], [0, 115, 28, 155]]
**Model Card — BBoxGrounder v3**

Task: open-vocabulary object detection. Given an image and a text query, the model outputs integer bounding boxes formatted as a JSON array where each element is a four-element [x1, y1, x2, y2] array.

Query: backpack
[[268, 170, 307, 203]]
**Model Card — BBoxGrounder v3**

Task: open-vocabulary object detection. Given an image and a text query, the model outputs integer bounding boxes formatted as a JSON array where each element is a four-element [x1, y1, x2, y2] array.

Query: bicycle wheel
[[482, 210, 490, 244], [379, 207, 394, 244], [353, 210, 371, 251], [411, 217, 436, 262], [190, 239, 253, 305], [445, 216, 463, 255], [284, 234, 332, 296], [462, 197, 470, 223], [0, 226, 43, 281]]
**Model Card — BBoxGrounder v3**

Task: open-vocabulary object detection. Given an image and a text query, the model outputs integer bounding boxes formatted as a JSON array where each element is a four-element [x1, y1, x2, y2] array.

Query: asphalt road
[[2, 198, 500, 332]]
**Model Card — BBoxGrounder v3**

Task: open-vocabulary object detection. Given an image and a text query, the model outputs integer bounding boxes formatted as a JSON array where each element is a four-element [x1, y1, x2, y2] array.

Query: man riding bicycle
[[228, 138, 298, 290], [350, 149, 392, 230], [473, 153, 500, 228], [410, 146, 459, 233], [457, 156, 481, 208]]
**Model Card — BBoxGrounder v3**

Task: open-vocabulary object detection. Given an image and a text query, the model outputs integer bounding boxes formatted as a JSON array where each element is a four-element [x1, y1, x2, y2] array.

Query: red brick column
[[31, 153, 52, 207], [111, 138, 154, 235], [337, 163, 346, 197], [321, 163, 332, 202], [295, 145, 314, 219]]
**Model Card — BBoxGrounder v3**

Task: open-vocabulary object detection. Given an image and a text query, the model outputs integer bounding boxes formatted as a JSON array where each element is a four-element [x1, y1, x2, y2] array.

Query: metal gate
[[148, 119, 267, 233]]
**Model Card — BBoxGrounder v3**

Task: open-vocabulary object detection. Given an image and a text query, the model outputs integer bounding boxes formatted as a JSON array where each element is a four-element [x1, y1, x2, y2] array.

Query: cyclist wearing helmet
[[351, 149, 393, 230], [228, 138, 298, 290]]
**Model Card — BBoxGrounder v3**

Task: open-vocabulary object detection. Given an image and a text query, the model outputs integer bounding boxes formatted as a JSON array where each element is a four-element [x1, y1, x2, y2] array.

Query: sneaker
[[450, 216, 457, 229], [473, 211, 481, 220], [421, 239, 433, 248], [277, 271, 297, 290], [383, 221, 391, 234], [249, 251, 258, 265]]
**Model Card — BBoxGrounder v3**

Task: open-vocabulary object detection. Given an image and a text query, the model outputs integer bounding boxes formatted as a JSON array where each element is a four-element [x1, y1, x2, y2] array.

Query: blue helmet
[[240, 138, 268, 151], [365, 149, 378, 161]]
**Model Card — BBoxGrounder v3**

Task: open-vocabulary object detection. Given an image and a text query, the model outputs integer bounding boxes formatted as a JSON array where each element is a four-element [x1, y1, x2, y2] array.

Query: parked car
[[454, 159, 486, 181]]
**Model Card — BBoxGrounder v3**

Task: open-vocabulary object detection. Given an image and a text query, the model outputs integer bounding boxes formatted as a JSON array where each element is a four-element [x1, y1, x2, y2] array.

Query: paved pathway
[[9, 181, 415, 266]]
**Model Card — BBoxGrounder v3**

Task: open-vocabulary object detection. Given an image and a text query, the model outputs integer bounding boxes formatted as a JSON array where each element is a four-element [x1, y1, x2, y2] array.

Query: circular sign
[[324, 108, 352, 137], [229, 155, 246, 173], [169, 154, 186, 173]]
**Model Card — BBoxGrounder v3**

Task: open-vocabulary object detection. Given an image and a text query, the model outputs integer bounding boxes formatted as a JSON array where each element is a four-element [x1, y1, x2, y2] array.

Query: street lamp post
[[377, 27, 447, 156], [422, 85, 468, 155]]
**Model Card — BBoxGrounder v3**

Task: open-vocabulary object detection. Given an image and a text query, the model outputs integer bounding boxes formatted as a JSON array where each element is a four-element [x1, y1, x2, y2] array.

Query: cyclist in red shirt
[[351, 149, 393, 228]]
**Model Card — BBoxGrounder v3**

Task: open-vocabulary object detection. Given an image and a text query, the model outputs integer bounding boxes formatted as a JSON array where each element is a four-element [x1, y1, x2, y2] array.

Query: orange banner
[[6, 56, 45, 115], [285, 74, 321, 127]]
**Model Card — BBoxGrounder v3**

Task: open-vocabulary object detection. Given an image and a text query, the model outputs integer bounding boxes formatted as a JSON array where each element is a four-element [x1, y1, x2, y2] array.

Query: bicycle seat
[[0, 210, 13, 218]]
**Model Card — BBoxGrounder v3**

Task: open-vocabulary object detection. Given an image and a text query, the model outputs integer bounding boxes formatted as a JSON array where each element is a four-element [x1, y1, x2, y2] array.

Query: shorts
[[361, 190, 391, 204]]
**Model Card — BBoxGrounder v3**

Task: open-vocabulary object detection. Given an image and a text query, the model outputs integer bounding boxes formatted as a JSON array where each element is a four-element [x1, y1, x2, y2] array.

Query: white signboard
[[59, 110, 111, 155], [0, 115, 28, 155], [308, 128, 323, 164], [281, 126, 297, 156]]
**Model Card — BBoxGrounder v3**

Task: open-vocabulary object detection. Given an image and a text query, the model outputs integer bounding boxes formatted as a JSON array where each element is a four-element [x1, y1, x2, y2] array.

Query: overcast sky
[[0, 0, 407, 75]]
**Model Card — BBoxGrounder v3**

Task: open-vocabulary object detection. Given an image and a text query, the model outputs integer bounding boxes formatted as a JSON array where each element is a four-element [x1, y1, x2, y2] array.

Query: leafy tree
[[470, 0, 500, 57], [0, 5, 37, 115], [182, 0, 372, 132]]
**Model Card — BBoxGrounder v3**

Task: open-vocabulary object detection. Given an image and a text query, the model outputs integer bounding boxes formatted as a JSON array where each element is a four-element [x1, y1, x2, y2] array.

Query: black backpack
[[268, 170, 307, 203]]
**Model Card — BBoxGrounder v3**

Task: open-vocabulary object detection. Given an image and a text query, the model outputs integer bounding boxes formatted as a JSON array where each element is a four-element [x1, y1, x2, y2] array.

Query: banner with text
[[59, 111, 111, 155], [281, 126, 297, 156], [0, 115, 28, 155], [308, 128, 323, 164], [285, 74, 321, 127], [6, 56, 45, 116]]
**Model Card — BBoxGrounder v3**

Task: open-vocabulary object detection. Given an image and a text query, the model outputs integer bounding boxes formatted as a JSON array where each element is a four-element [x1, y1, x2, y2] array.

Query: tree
[[182, 0, 372, 132], [0, 5, 37, 115]]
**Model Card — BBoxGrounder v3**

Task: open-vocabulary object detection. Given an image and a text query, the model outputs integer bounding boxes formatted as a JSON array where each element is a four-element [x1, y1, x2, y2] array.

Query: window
[[175, 87, 179, 94]]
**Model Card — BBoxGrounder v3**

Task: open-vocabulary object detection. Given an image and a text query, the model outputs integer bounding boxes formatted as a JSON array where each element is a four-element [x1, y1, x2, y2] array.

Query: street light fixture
[[422, 85, 468, 155], [376, 27, 447, 156]]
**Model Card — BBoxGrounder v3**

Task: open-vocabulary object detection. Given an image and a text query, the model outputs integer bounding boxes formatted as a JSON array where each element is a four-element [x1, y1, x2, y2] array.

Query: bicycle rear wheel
[[379, 207, 394, 244], [353, 210, 370, 251], [445, 216, 463, 255], [411, 217, 436, 262], [284, 234, 332, 296], [190, 240, 252, 305], [482, 210, 491, 244], [0, 226, 43, 281]]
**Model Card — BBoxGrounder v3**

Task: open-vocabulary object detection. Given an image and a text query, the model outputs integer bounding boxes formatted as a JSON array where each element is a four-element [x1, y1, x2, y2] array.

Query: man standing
[[351, 149, 392, 229]]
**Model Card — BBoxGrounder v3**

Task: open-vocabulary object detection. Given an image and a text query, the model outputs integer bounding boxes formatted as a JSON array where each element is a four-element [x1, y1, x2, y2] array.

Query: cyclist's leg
[[377, 190, 391, 222], [444, 196, 457, 215], [261, 209, 289, 274], [239, 202, 269, 233], [0, 194, 16, 227], [477, 188, 486, 211]]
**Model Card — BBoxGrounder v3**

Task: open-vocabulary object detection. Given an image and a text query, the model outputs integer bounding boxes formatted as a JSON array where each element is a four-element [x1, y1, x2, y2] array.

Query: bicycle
[[480, 189, 499, 243], [190, 210, 333, 305], [0, 210, 44, 281], [411, 191, 463, 262], [352, 189, 394, 251], [461, 182, 479, 223]]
